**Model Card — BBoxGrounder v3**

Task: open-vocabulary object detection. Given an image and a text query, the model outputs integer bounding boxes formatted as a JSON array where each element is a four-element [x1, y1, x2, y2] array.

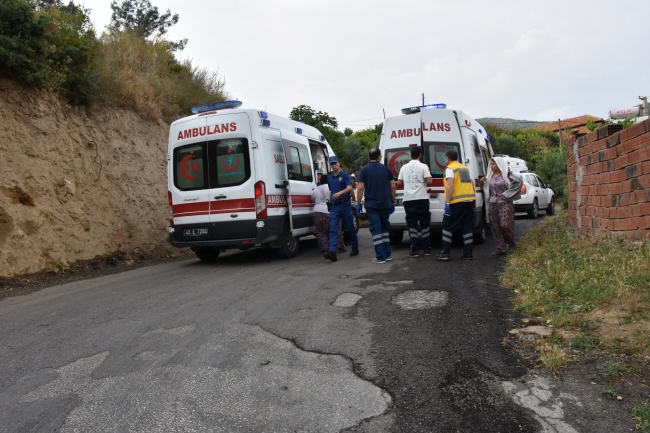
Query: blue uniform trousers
[[366, 207, 391, 261], [404, 199, 431, 252], [328, 204, 358, 253], [441, 201, 474, 256]]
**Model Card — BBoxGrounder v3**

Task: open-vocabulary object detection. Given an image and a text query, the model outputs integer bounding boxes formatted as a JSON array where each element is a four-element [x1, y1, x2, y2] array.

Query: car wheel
[[546, 198, 555, 215], [275, 222, 300, 259], [192, 247, 220, 262], [527, 199, 539, 219], [389, 230, 404, 245], [474, 214, 487, 244]]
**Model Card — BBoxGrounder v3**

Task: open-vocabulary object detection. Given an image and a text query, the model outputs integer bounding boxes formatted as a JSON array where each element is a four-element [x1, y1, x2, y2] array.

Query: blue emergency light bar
[[259, 111, 268, 118], [401, 103, 446, 115], [296, 127, 303, 134], [191, 100, 242, 114]]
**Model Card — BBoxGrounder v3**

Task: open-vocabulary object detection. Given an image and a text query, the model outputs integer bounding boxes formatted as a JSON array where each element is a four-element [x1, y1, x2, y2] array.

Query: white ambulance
[[167, 101, 335, 261], [378, 103, 494, 245]]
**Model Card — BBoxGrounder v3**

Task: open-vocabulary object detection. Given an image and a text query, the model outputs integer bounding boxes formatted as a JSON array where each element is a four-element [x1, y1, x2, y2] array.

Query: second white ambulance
[[167, 101, 335, 261], [378, 103, 494, 244]]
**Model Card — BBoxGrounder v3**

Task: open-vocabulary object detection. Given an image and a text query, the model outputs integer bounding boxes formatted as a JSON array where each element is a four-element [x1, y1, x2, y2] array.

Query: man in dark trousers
[[356, 148, 396, 264], [397, 147, 433, 257], [324, 156, 359, 262], [436, 149, 476, 261]]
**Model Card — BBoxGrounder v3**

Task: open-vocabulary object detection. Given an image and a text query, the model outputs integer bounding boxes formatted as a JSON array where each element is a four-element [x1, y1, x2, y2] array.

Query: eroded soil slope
[[0, 79, 178, 277]]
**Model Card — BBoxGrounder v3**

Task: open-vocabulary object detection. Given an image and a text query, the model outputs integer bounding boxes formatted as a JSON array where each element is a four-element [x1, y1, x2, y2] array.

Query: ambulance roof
[[171, 102, 328, 144]]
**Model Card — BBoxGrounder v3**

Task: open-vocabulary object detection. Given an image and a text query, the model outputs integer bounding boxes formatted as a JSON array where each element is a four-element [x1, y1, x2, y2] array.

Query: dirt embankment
[[0, 79, 182, 278]]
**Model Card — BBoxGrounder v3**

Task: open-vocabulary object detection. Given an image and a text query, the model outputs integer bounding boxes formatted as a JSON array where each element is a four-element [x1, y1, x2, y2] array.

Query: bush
[[529, 146, 568, 204], [0, 0, 226, 118], [0, 0, 52, 86]]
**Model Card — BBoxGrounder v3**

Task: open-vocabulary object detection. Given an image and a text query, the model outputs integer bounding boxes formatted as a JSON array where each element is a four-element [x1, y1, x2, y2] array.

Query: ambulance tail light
[[254, 181, 267, 219], [521, 184, 527, 194]]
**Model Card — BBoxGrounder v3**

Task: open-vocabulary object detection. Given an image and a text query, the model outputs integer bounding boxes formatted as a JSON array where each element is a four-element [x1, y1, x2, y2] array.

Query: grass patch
[[633, 404, 650, 433], [599, 361, 640, 382], [502, 211, 650, 365], [538, 343, 569, 370]]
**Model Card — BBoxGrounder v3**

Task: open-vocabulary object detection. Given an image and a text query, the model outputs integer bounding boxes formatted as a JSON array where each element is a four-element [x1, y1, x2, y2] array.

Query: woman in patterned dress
[[480, 157, 518, 255], [311, 175, 345, 254]]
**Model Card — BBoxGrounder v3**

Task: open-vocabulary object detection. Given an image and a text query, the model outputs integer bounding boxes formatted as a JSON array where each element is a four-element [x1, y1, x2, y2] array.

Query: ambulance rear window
[[424, 142, 461, 178], [385, 148, 411, 178], [173, 143, 207, 191], [210, 138, 250, 187]]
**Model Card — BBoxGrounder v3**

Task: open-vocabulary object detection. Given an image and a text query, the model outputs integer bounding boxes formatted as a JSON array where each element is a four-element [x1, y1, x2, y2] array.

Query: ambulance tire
[[473, 214, 487, 245], [389, 230, 404, 245], [192, 247, 220, 262], [275, 223, 300, 259]]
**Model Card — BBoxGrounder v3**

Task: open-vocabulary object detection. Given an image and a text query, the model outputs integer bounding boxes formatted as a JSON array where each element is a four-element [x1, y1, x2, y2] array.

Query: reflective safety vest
[[444, 160, 476, 204]]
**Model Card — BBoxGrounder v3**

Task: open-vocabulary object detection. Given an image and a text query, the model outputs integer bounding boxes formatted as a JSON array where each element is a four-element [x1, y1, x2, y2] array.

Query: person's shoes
[[408, 250, 420, 258], [338, 247, 347, 253], [350, 248, 359, 257], [423, 249, 432, 256], [461, 254, 474, 261], [385, 256, 393, 261], [435, 252, 451, 261], [320, 250, 327, 254], [491, 250, 507, 256], [372, 258, 386, 264], [323, 251, 338, 262]]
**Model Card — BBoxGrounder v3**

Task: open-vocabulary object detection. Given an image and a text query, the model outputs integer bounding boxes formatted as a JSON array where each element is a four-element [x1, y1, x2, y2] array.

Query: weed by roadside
[[633, 403, 650, 433], [502, 211, 650, 367]]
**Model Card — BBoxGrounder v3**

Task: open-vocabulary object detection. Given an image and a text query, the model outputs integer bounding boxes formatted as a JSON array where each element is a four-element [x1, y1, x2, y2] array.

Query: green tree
[[349, 127, 380, 151], [344, 127, 353, 137], [342, 138, 369, 172], [289, 105, 348, 161], [109, 0, 187, 51], [493, 135, 522, 158]]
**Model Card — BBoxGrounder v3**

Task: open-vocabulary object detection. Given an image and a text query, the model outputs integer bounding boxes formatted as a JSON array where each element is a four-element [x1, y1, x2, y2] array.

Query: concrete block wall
[[566, 118, 650, 240]]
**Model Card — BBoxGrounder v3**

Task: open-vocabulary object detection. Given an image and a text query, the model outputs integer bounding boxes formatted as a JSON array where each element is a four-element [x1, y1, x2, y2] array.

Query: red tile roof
[[533, 115, 604, 133]]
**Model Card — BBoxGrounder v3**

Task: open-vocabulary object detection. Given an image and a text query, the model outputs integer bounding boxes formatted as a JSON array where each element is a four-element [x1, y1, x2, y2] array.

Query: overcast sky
[[80, 0, 650, 130]]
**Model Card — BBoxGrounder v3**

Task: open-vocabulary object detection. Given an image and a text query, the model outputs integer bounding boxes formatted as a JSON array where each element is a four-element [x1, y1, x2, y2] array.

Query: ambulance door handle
[[214, 194, 227, 199], [275, 181, 288, 189]]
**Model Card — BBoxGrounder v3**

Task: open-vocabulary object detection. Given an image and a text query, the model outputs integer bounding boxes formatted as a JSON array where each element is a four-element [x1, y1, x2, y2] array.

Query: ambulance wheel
[[275, 224, 300, 259], [474, 215, 487, 245], [192, 247, 220, 262], [389, 230, 404, 245]]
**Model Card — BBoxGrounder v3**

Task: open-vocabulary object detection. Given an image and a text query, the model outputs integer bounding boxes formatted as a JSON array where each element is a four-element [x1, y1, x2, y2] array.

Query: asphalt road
[[0, 214, 629, 432]]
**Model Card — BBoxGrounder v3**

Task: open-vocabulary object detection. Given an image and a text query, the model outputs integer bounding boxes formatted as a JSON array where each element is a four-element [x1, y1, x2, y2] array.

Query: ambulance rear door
[[169, 116, 210, 233], [419, 109, 464, 216], [206, 112, 258, 240], [280, 130, 315, 236]]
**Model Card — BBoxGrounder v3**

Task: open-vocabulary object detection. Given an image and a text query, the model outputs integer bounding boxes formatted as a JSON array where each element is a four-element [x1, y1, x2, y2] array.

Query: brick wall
[[566, 118, 650, 240]]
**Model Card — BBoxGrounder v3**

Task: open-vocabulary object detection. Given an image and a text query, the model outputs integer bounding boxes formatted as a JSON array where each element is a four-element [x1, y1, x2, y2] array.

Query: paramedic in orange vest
[[436, 149, 476, 261]]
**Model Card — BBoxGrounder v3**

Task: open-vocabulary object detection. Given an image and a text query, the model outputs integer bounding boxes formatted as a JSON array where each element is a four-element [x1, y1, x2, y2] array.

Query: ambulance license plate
[[395, 199, 403, 206], [184, 228, 208, 236]]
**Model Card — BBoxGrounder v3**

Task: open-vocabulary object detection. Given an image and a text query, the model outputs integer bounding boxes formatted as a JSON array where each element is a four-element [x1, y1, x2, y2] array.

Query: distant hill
[[477, 117, 550, 130]]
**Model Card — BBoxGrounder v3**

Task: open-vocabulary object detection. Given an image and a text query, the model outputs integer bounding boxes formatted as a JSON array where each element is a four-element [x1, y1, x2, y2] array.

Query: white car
[[513, 171, 555, 218]]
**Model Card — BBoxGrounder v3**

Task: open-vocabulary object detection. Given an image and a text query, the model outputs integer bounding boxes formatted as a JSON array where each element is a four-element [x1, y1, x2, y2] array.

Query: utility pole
[[558, 118, 562, 146], [422, 93, 425, 105], [383, 108, 385, 120], [640, 96, 648, 116]]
